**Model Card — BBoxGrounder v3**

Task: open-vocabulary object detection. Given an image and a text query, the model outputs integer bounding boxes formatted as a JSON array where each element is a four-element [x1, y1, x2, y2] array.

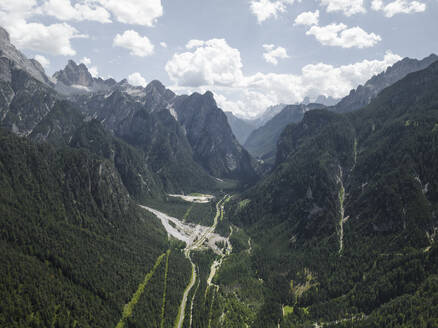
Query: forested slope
[[223, 60, 438, 327], [0, 130, 194, 327]]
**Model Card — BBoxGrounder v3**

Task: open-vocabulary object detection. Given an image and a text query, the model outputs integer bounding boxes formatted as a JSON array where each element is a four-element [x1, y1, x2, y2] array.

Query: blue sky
[[1, 0, 437, 117]]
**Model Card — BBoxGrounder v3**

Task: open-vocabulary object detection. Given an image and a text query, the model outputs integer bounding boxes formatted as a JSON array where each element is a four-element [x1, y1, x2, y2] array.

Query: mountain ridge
[[240, 53, 438, 167], [223, 59, 438, 327], [244, 103, 326, 164]]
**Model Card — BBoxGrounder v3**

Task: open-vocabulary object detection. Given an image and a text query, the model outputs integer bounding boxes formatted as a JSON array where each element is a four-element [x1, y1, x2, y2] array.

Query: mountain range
[[244, 103, 326, 165], [239, 53, 438, 166], [1, 23, 438, 328], [0, 26, 257, 195], [224, 58, 438, 327]]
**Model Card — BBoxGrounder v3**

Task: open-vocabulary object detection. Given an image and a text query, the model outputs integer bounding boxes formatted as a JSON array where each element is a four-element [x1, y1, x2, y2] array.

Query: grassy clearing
[[116, 252, 166, 328], [160, 250, 171, 328]]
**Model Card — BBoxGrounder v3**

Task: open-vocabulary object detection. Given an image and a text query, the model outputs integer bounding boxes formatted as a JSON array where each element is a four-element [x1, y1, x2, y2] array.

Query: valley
[[0, 12, 438, 328], [141, 195, 232, 328]]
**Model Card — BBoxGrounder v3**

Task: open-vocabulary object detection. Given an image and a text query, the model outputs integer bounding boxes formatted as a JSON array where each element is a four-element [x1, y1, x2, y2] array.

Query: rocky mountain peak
[[53, 60, 94, 87], [146, 79, 165, 92], [203, 91, 216, 104], [144, 80, 175, 105], [186, 91, 217, 109], [53, 59, 117, 95]]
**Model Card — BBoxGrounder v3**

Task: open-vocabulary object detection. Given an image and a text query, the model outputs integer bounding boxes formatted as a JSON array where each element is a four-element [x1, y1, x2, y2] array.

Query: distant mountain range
[[244, 103, 326, 165], [0, 26, 257, 195], [2, 22, 438, 328], [331, 53, 438, 114], [239, 53, 438, 167]]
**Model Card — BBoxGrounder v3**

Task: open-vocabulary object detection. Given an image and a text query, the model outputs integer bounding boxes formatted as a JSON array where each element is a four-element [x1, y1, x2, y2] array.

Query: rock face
[[53, 60, 116, 95], [244, 103, 326, 164], [332, 54, 438, 113], [69, 82, 215, 192], [0, 25, 257, 192], [173, 91, 258, 181], [0, 29, 202, 195], [54, 60, 94, 87], [72, 82, 257, 186], [0, 27, 52, 86], [0, 65, 58, 136]]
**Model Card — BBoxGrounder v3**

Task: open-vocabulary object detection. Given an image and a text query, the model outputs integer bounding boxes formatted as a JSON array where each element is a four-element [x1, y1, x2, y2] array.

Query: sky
[[0, 0, 437, 117]]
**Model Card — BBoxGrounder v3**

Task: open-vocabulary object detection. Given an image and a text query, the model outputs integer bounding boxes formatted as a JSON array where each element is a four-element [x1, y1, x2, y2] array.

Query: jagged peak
[[204, 91, 218, 107], [204, 90, 214, 99], [53, 59, 93, 88], [425, 53, 438, 61], [67, 59, 77, 67], [186, 90, 217, 107], [144, 79, 176, 101], [65, 60, 89, 73], [145, 80, 166, 95], [147, 79, 165, 89], [378, 54, 438, 79]]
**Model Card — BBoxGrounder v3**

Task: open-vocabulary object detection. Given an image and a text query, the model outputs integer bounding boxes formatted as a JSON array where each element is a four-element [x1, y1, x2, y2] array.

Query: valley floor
[[140, 195, 233, 328]]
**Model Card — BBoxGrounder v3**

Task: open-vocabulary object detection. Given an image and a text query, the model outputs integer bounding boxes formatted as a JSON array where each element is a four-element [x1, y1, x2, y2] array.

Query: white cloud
[[243, 51, 401, 114], [0, 0, 36, 15], [250, 0, 296, 23], [160, 42, 167, 48], [97, 0, 163, 26], [39, 0, 111, 23], [1, 0, 164, 27], [0, 0, 87, 56], [3, 20, 87, 55], [319, 0, 366, 16], [34, 55, 50, 69], [80, 57, 91, 65], [88, 66, 99, 78], [294, 10, 319, 26], [262, 44, 289, 65], [186, 39, 205, 49], [371, 0, 426, 17], [306, 23, 381, 48], [128, 72, 147, 87], [371, 0, 383, 10], [1, 1, 164, 56], [166, 39, 401, 116], [113, 30, 154, 57], [165, 38, 244, 87]]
